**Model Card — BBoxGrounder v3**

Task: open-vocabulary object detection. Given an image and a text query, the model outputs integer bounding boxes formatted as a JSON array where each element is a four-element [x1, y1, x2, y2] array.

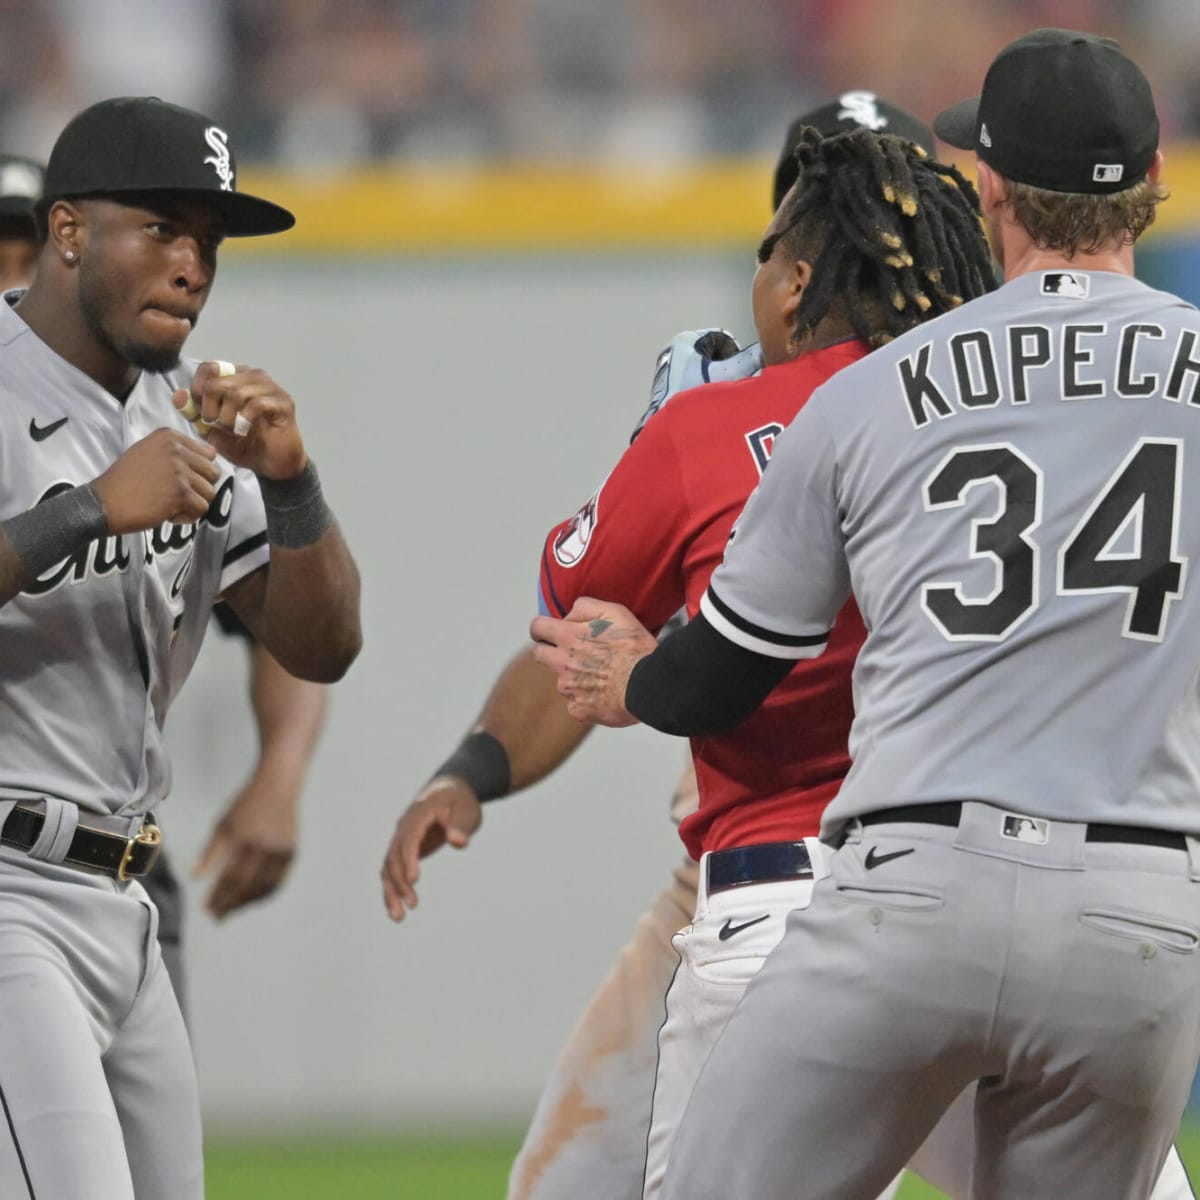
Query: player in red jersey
[[540, 346, 864, 863], [535, 125, 997, 1199]]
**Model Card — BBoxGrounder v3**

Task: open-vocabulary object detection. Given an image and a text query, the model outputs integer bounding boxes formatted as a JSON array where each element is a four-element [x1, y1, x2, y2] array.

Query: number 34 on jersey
[[922, 437, 1184, 644]]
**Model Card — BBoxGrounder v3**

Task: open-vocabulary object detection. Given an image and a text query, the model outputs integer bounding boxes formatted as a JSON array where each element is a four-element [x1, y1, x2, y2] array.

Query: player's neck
[[15, 284, 140, 399], [795, 315, 860, 356], [996, 233, 1137, 282]]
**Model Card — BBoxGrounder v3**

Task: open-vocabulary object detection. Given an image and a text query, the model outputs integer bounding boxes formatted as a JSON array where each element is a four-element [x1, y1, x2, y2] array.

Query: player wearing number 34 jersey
[[536, 29, 1200, 1199]]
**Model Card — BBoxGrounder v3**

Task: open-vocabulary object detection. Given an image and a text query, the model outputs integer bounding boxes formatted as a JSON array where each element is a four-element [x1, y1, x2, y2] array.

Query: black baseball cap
[[933, 28, 1158, 194], [43, 96, 295, 236], [0, 156, 43, 226], [773, 92, 936, 209]]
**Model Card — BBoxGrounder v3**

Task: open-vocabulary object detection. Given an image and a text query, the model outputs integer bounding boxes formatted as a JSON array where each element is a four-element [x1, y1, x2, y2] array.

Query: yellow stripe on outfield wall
[[232, 146, 1200, 256]]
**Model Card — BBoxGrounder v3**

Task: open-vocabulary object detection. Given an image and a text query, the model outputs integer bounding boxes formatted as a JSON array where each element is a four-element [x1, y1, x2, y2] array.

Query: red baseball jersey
[[538, 341, 869, 858]]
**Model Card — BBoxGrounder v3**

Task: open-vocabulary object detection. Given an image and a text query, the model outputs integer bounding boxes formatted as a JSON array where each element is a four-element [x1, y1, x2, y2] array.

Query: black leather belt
[[1, 806, 162, 880], [707, 841, 813, 894], [859, 802, 1187, 852]]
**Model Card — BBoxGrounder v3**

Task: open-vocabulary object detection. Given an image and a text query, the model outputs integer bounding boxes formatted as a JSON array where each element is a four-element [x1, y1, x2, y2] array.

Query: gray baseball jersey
[[702, 269, 1200, 837], [0, 293, 268, 1199], [0, 295, 268, 820]]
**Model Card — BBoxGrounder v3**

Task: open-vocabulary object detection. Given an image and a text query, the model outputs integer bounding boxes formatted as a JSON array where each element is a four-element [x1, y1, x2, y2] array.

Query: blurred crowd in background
[[3, 0, 1199, 174]]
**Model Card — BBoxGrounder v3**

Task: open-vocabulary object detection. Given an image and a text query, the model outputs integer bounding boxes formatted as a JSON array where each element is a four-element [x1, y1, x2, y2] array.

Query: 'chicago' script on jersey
[[25, 475, 236, 596]]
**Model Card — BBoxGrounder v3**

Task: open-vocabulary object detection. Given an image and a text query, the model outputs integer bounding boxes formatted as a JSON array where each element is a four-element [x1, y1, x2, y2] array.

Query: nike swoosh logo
[[718, 914, 769, 941], [29, 416, 68, 442], [864, 846, 915, 870]]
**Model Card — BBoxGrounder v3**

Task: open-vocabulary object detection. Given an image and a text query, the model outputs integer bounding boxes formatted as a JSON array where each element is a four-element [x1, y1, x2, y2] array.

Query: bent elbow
[[314, 625, 363, 683], [284, 623, 363, 683]]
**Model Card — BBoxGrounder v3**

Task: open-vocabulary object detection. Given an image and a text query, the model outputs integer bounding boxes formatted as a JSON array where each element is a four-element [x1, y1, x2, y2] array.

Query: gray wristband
[[259, 460, 333, 549], [4, 485, 107, 583], [431, 731, 512, 802]]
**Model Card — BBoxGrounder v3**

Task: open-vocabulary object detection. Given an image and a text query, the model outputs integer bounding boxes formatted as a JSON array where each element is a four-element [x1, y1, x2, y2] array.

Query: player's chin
[[123, 334, 185, 375]]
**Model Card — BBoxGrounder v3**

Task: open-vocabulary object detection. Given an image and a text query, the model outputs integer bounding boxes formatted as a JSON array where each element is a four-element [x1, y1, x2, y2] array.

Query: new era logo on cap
[[979, 123, 992, 148]]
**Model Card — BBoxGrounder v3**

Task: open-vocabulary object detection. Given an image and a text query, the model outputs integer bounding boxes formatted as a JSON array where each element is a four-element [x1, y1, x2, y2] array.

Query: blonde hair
[[1007, 176, 1168, 256]]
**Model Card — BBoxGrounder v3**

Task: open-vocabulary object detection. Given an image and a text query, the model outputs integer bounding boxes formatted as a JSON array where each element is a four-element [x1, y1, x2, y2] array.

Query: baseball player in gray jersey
[[0, 96, 361, 1199], [535, 29, 1200, 1198], [0, 151, 330, 1009]]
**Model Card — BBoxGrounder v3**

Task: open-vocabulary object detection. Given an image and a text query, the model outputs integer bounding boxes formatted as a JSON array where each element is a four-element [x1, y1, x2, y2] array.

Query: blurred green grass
[[205, 1134, 521, 1199], [896, 1125, 1200, 1198], [205, 1125, 1200, 1198]]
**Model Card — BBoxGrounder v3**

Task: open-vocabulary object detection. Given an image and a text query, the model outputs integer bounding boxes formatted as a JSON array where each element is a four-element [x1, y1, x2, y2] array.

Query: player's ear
[[975, 162, 1009, 215], [47, 200, 84, 265], [782, 258, 813, 324], [1147, 149, 1164, 185]]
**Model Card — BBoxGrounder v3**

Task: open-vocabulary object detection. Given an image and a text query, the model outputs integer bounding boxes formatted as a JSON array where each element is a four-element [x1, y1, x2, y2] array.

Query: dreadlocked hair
[[775, 127, 998, 348]]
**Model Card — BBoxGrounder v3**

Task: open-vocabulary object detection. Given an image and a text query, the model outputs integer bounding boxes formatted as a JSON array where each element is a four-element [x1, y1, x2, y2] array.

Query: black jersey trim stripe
[[0, 1074, 36, 1198], [705, 585, 830, 648], [222, 530, 268, 567], [700, 592, 825, 661]]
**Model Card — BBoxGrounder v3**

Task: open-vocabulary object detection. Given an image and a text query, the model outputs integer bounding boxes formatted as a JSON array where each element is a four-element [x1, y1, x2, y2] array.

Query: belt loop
[[28, 798, 78, 864], [696, 852, 713, 919], [1185, 836, 1200, 882]]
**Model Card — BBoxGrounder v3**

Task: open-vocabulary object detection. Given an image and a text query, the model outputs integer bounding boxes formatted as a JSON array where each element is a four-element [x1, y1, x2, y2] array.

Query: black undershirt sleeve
[[211, 600, 251, 640], [625, 610, 797, 737]]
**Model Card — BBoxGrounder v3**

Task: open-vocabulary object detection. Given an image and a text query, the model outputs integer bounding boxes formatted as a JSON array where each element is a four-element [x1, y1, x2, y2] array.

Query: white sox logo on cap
[[203, 126, 234, 193], [836, 91, 888, 132]]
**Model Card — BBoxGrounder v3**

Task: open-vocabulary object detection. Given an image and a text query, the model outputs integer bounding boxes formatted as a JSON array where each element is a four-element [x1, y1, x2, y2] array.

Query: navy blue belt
[[706, 840, 813, 894], [859, 802, 1188, 852]]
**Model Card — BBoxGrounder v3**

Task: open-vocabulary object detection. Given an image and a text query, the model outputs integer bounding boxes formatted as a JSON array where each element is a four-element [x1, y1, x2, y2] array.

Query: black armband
[[259, 460, 333, 549], [626, 611, 795, 736], [4, 484, 107, 583], [431, 731, 512, 802]]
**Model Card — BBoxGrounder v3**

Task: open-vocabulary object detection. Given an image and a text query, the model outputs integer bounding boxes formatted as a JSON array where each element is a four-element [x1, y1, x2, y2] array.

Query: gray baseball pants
[[661, 803, 1200, 1200], [0, 846, 202, 1199]]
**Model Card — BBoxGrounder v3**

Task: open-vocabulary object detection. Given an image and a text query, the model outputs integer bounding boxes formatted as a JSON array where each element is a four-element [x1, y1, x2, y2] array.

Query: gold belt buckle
[[117, 820, 162, 882]]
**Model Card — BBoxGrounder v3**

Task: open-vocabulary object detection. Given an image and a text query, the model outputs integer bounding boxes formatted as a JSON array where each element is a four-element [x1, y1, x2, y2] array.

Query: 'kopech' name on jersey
[[900, 321, 1200, 428]]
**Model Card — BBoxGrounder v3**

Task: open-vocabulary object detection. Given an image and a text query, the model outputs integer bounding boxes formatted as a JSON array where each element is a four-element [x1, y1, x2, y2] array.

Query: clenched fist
[[173, 361, 308, 481], [91, 427, 220, 533]]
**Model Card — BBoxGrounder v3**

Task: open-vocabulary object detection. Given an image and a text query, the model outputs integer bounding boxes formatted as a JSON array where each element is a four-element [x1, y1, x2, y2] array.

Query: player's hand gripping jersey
[[0, 301, 267, 819], [539, 341, 869, 858]]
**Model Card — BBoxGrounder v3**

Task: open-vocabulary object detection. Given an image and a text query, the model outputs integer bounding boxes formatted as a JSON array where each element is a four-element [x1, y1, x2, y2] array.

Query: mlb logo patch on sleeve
[[1040, 272, 1090, 299]]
